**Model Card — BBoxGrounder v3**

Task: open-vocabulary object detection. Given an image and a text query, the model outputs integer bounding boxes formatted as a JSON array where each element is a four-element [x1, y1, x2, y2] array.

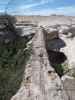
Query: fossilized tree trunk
[[11, 27, 68, 100]]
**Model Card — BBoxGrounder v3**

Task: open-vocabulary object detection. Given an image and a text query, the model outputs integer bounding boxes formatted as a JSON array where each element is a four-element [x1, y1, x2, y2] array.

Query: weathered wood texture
[[11, 28, 68, 100]]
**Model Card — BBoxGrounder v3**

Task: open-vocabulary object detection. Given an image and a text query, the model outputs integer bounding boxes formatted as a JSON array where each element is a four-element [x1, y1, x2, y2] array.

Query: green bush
[[0, 37, 32, 100], [54, 64, 64, 77]]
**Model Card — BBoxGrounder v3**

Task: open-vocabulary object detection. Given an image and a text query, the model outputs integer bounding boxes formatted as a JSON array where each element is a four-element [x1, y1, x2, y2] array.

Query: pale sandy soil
[[60, 34, 75, 69]]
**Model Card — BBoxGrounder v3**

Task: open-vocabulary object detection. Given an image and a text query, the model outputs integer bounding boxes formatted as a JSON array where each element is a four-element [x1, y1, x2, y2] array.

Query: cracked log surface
[[11, 27, 68, 100]]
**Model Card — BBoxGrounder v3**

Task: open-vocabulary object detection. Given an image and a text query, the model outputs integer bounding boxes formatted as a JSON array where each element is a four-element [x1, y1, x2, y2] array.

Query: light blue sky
[[0, 0, 75, 15]]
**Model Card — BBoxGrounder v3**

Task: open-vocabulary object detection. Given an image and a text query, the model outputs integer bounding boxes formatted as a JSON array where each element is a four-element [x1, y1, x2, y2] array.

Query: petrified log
[[11, 27, 68, 100]]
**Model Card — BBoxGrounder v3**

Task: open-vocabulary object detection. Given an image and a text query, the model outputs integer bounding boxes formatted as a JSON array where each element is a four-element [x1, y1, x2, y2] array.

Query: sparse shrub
[[54, 64, 64, 77], [54, 62, 69, 77]]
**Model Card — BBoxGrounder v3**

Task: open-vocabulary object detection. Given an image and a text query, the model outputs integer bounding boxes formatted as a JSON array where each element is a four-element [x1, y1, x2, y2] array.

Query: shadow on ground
[[47, 38, 66, 50], [47, 38, 67, 77]]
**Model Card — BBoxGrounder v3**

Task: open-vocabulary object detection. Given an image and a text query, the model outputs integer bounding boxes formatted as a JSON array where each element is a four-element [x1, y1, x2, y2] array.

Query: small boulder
[[44, 26, 59, 40]]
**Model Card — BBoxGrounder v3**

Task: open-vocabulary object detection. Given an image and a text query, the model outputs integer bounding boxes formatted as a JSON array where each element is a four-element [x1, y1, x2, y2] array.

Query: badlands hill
[[16, 15, 75, 26]]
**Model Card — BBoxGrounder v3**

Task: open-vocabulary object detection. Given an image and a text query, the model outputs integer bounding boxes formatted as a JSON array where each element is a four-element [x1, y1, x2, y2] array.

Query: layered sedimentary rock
[[43, 26, 59, 42]]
